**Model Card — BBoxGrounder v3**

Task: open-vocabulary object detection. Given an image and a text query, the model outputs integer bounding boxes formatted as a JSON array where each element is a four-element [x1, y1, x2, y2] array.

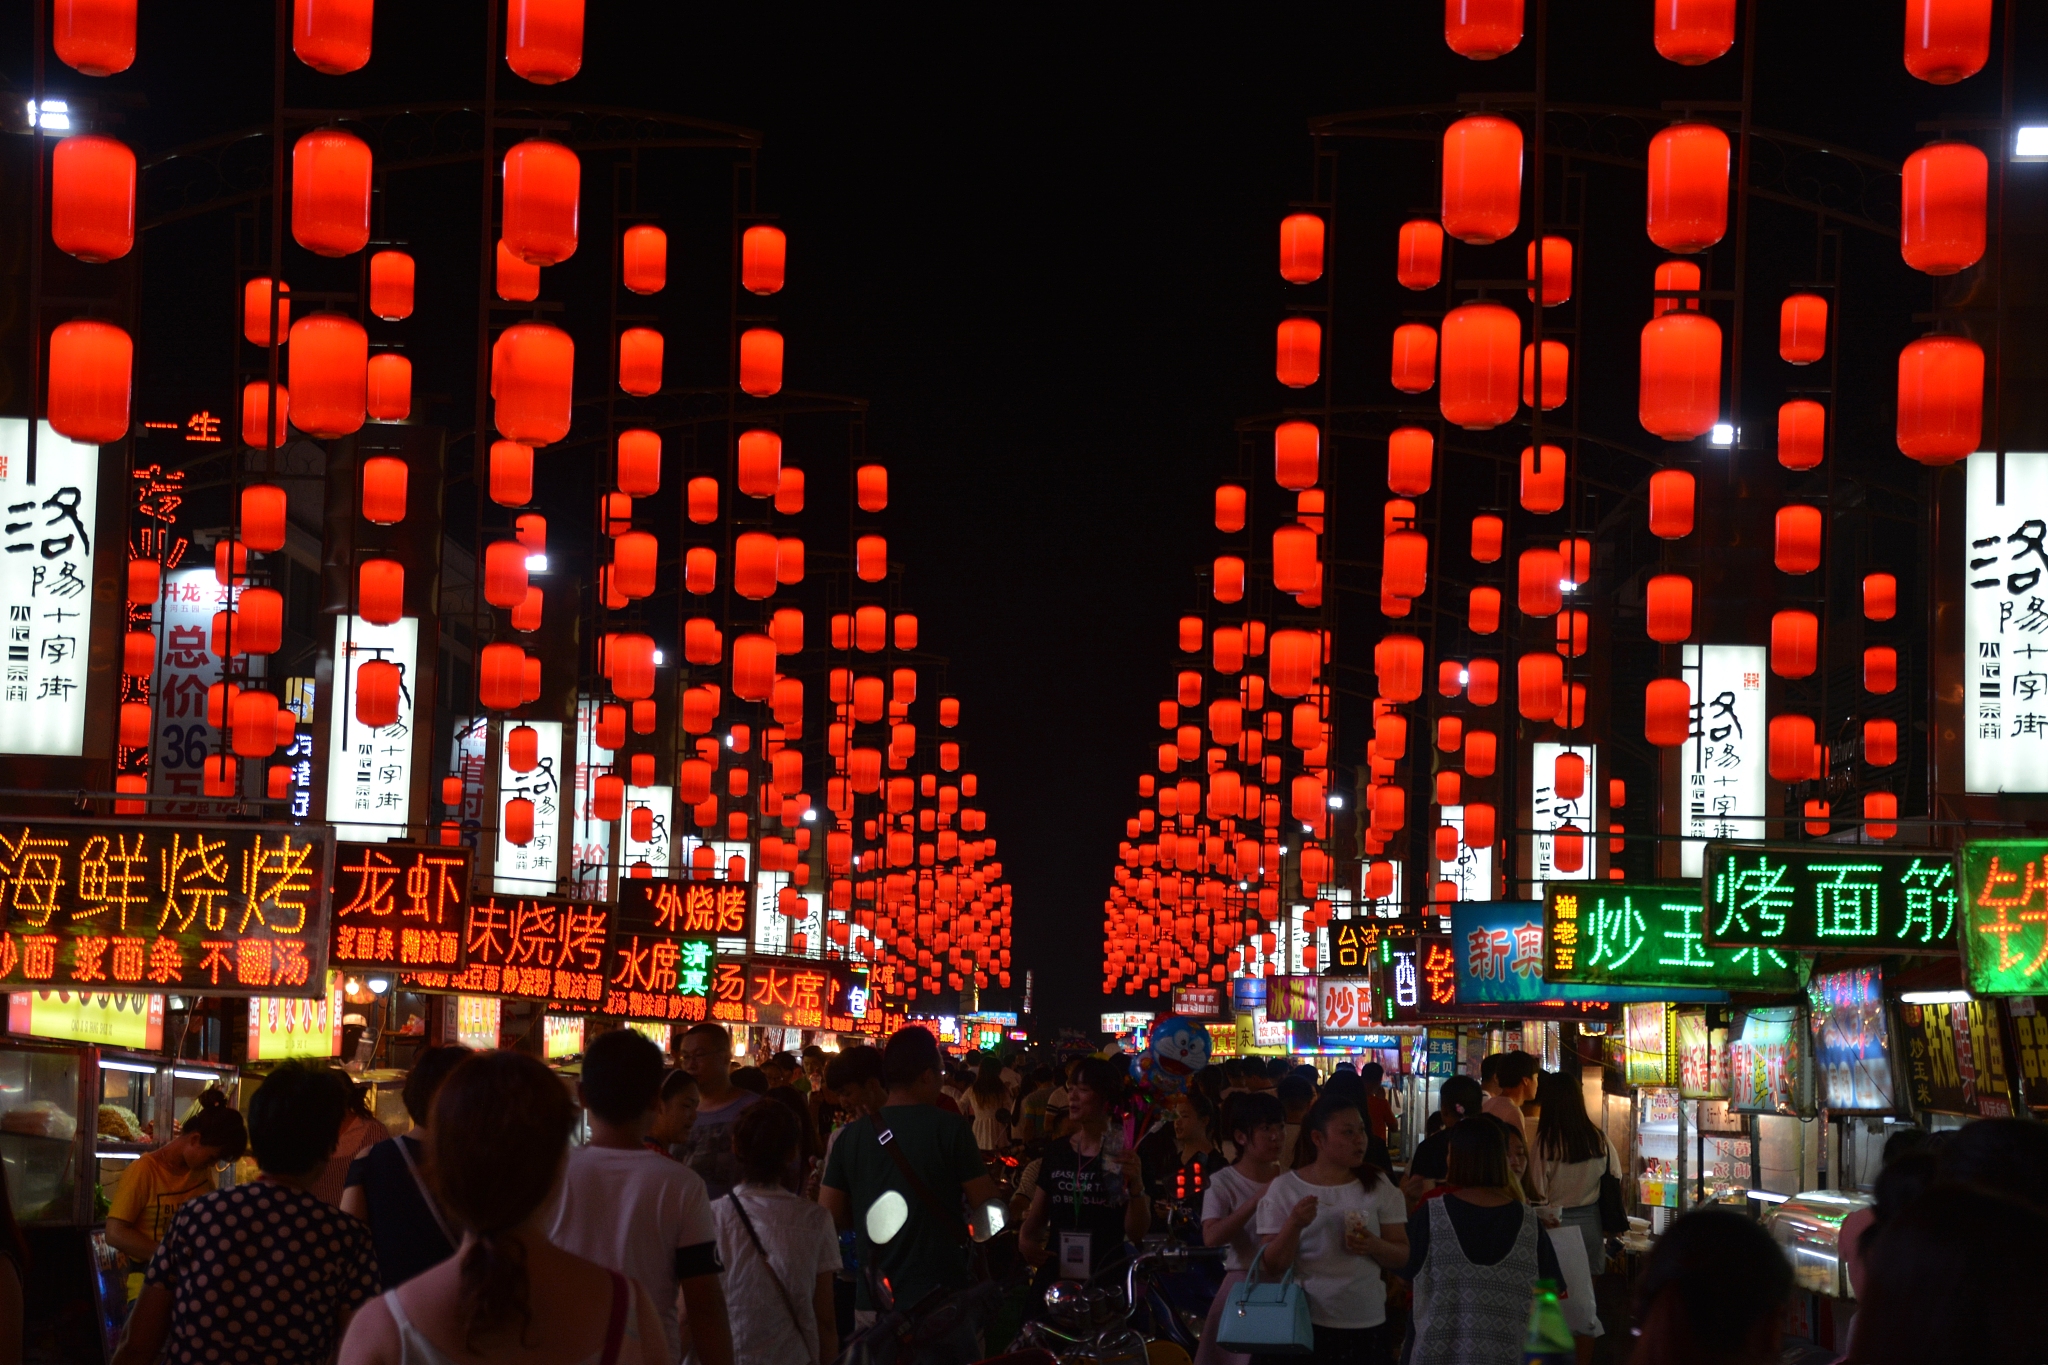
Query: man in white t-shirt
[[551, 1028, 734, 1365]]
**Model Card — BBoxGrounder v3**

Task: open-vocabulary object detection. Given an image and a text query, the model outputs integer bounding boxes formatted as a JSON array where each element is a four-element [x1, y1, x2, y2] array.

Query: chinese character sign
[[449, 718, 488, 850], [1331, 920, 1381, 973], [1450, 902, 1728, 1006], [1705, 845, 1960, 953], [1894, 997, 2019, 1118], [570, 699, 613, 902], [1681, 645, 1768, 878], [1544, 884, 1802, 990], [623, 785, 672, 878], [1318, 977, 1374, 1033], [602, 879, 718, 1023], [753, 864, 821, 960], [150, 566, 235, 815], [743, 960, 844, 1029], [1624, 1003, 1677, 1087], [1379, 935, 1420, 1023], [0, 421, 101, 757], [1727, 1006, 1811, 1114], [1957, 840, 2048, 996], [1806, 966, 1898, 1112], [246, 973, 345, 1060], [1676, 1010, 1728, 1099], [0, 819, 334, 996], [401, 894, 609, 1006], [324, 616, 419, 843], [329, 842, 471, 972], [1437, 807, 1494, 902], [1964, 451, 2048, 793], [1531, 744, 1598, 891], [494, 719, 563, 895]]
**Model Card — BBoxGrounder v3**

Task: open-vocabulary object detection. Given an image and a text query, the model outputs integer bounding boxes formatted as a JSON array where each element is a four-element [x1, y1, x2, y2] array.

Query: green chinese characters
[[1544, 884, 1802, 990], [1704, 846, 1959, 954], [1957, 840, 2048, 996]]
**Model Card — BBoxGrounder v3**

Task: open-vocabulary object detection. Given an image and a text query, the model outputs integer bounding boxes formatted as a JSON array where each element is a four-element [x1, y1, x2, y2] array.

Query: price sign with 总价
[[1957, 840, 2048, 996], [1545, 883, 1803, 990], [1703, 845, 1960, 954]]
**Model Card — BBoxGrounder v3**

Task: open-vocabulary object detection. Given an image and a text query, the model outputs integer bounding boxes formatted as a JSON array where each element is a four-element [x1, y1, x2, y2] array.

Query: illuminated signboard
[[1676, 1009, 1728, 1099], [1424, 1026, 1458, 1077], [1807, 966, 1898, 1112], [1727, 1005, 1812, 1114], [1963, 450, 2048, 794], [1531, 744, 1598, 893], [1317, 976, 1374, 1033], [151, 566, 236, 816], [1268, 975, 1318, 1022], [623, 785, 673, 878], [0, 820, 334, 997], [453, 996, 500, 1051], [1623, 1003, 1677, 1087], [0, 420, 101, 758], [543, 1014, 584, 1060], [1448, 902, 1725, 1007], [717, 959, 864, 1029], [324, 616, 420, 843], [569, 699, 614, 901], [1680, 645, 1768, 877], [1957, 840, 2048, 995], [1544, 883, 1803, 990], [601, 880, 717, 1023], [1704, 844, 1959, 954], [246, 973, 345, 1061], [1436, 807, 1492, 902], [494, 719, 563, 895], [330, 842, 471, 973], [1421, 934, 1457, 1011], [1173, 986, 1223, 1018], [1230, 976, 1268, 1014], [9, 991, 163, 1051], [1894, 996, 2018, 1118], [2009, 1001, 2048, 1114], [401, 895, 608, 1007], [1331, 919, 1383, 973], [1379, 935, 1420, 1023]]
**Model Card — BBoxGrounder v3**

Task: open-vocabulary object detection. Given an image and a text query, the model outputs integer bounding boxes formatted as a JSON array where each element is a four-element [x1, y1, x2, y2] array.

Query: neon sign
[[1544, 883, 1802, 990], [1704, 844, 1959, 954]]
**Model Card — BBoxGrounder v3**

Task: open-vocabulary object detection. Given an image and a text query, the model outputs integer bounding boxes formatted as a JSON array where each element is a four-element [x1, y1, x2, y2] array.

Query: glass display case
[[1634, 1086, 1683, 1214], [167, 1064, 237, 1136], [1765, 1190, 1871, 1298], [0, 1043, 88, 1226], [93, 1057, 160, 1203]]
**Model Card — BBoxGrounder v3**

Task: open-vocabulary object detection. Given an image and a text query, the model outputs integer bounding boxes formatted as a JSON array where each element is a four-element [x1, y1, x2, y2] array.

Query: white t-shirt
[[714, 1183, 842, 1365], [1253, 1170, 1408, 1329], [548, 1145, 719, 1362], [1201, 1165, 1274, 1271]]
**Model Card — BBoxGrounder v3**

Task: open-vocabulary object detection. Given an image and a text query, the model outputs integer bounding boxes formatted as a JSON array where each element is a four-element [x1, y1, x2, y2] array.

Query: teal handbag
[[1215, 1251, 1315, 1355]]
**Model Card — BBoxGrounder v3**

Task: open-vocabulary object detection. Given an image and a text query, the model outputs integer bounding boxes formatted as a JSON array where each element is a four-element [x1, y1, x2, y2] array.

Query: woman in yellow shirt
[[105, 1091, 247, 1299]]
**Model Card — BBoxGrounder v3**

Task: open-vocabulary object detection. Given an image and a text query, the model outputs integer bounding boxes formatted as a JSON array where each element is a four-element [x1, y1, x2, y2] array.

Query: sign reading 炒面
[[1544, 883, 1803, 990], [1317, 976, 1374, 1032], [1681, 645, 1768, 877], [600, 879, 717, 1022], [399, 894, 608, 1008], [494, 720, 563, 895], [0, 819, 334, 996], [1530, 745, 1598, 893], [329, 842, 471, 973], [325, 616, 419, 842], [1956, 840, 2048, 995], [1449, 902, 1725, 1007], [1704, 845, 1959, 954], [1964, 450, 2048, 794], [1893, 996, 2018, 1118], [0, 421, 101, 758]]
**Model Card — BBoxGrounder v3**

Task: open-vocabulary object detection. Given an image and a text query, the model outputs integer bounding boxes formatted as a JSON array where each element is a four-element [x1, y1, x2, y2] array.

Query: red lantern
[[892, 613, 917, 650], [216, 540, 249, 586], [1526, 236, 1573, 305], [1861, 791, 1897, 840], [616, 327, 663, 397], [503, 140, 580, 264], [1865, 646, 1899, 694], [506, 0, 584, 84], [1552, 825, 1586, 874], [47, 319, 131, 444], [1649, 469, 1695, 538], [54, 0, 137, 75], [1279, 214, 1325, 283], [1442, 115, 1523, 244], [1518, 548, 1563, 618], [1864, 573, 1898, 621], [127, 558, 159, 606], [243, 278, 289, 345], [857, 463, 888, 512], [1468, 586, 1501, 634], [1639, 311, 1722, 441], [1518, 652, 1563, 720], [1273, 524, 1319, 595], [610, 428, 659, 497], [1385, 427, 1434, 496], [857, 535, 887, 583], [1470, 515, 1504, 564], [1647, 123, 1730, 253], [1556, 610, 1589, 657], [122, 629, 153, 677], [1779, 293, 1827, 364], [1466, 726, 1499, 772], [614, 530, 660, 600], [1397, 219, 1444, 289], [492, 322, 574, 445], [1768, 714, 1817, 781], [1384, 530, 1429, 600], [1865, 719, 1899, 766], [1645, 678, 1692, 747], [683, 547, 716, 596], [733, 531, 777, 601], [367, 353, 411, 422], [233, 693, 281, 759], [287, 312, 367, 438], [608, 634, 656, 701], [294, 0, 373, 71], [292, 129, 372, 257], [1897, 334, 1983, 463], [775, 468, 805, 516], [232, 588, 283, 656], [1522, 340, 1569, 410], [359, 558, 404, 625], [1902, 143, 1988, 275], [687, 476, 718, 524], [1520, 444, 1566, 513], [1553, 750, 1586, 801], [740, 328, 785, 396], [1370, 634, 1420, 703], [1802, 799, 1831, 836], [117, 701, 151, 748], [1274, 421, 1319, 491], [479, 642, 526, 710], [622, 224, 667, 294], [1775, 505, 1823, 574], [1440, 302, 1520, 429], [1905, 0, 1991, 83], [743, 225, 788, 294], [496, 239, 540, 302], [356, 659, 402, 728], [489, 440, 533, 508], [1464, 802, 1497, 850], [240, 484, 287, 554], [203, 756, 239, 799], [484, 540, 530, 608], [511, 586, 542, 633], [362, 252, 416, 323], [732, 633, 777, 702], [736, 427, 783, 498], [1276, 318, 1321, 388], [1213, 556, 1245, 603], [504, 797, 537, 847], [1646, 574, 1693, 643], [1391, 323, 1438, 394], [1777, 400, 1826, 470], [51, 134, 135, 262], [1771, 610, 1818, 678], [502, 724, 539, 775], [1445, 0, 1522, 56], [1215, 484, 1247, 532], [1653, 259, 1701, 316], [1656, 0, 1736, 63]]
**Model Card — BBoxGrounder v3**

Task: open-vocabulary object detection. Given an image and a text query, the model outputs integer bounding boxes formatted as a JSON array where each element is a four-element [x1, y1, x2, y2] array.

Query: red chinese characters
[[330, 843, 472, 969]]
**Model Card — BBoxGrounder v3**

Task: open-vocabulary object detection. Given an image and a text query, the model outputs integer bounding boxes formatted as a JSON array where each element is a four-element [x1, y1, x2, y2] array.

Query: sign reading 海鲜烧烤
[[1449, 902, 1729, 1007], [329, 842, 472, 973], [400, 894, 608, 1005], [1544, 883, 1804, 990], [600, 879, 717, 1022], [1957, 840, 2048, 996], [0, 820, 334, 996], [1703, 844, 1959, 954]]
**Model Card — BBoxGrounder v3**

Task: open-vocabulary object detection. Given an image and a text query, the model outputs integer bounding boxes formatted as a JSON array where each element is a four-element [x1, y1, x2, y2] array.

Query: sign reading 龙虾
[[329, 842, 472, 973]]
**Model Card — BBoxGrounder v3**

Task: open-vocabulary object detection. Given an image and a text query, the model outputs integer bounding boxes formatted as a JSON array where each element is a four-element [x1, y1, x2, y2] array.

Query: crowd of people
[[25, 1029, 2029, 1365]]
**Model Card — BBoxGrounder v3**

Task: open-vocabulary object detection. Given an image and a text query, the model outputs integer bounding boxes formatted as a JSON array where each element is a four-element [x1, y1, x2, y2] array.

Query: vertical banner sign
[[1437, 809, 1493, 902], [1957, 839, 2048, 995], [0, 421, 99, 756], [623, 785, 673, 877], [1894, 996, 2019, 1117], [1624, 1003, 1678, 1086], [151, 567, 233, 814], [328, 842, 472, 972], [449, 718, 489, 850], [1530, 744, 1597, 893], [1681, 645, 1768, 877], [753, 864, 823, 960], [570, 699, 613, 902], [1727, 1006, 1811, 1114], [282, 680, 316, 821], [1676, 1010, 1729, 1099], [1964, 450, 2048, 793], [493, 720, 562, 895], [325, 616, 419, 842], [1288, 903, 1316, 975], [122, 464, 188, 790]]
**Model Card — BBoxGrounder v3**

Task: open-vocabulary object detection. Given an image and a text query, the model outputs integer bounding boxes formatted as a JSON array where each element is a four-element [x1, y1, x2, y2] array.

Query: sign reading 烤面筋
[[1703, 844, 1959, 954]]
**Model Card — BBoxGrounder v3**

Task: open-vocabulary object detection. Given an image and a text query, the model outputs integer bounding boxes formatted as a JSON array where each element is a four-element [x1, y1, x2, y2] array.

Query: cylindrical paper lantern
[[617, 327, 663, 396], [491, 322, 574, 446], [1276, 318, 1321, 388], [356, 659, 402, 728], [1646, 574, 1694, 643], [1522, 339, 1569, 410], [1520, 444, 1565, 513], [1778, 400, 1826, 470], [1896, 334, 1983, 464], [243, 278, 289, 346], [47, 319, 132, 444], [496, 239, 540, 302], [1279, 213, 1325, 283], [1646, 123, 1731, 253], [1274, 421, 1319, 490], [291, 128, 373, 257], [743, 225, 788, 295], [1526, 236, 1573, 306], [1864, 573, 1898, 621], [1865, 719, 1899, 766], [366, 353, 411, 422], [1649, 469, 1695, 538], [295, 0, 374, 74], [1780, 293, 1828, 364], [1517, 651, 1564, 720], [1639, 310, 1722, 441], [359, 558, 404, 625], [1441, 115, 1523, 244], [1391, 324, 1438, 394], [241, 382, 289, 449], [740, 328, 784, 396], [1864, 791, 1899, 840], [1775, 505, 1823, 574], [1387, 428, 1433, 495], [490, 440, 534, 507], [616, 428, 661, 496], [54, 0, 137, 75], [1397, 219, 1444, 290], [502, 139, 580, 265], [1864, 646, 1898, 694], [1645, 678, 1691, 747], [1518, 548, 1563, 618], [1771, 610, 1819, 678], [1905, 0, 1991, 83], [623, 224, 667, 294], [1468, 587, 1501, 634], [1440, 302, 1520, 429], [1656, 0, 1736, 64], [1901, 142, 1988, 276], [1768, 713, 1817, 781], [51, 134, 136, 262], [241, 484, 287, 553], [1470, 515, 1504, 563], [287, 312, 368, 438]]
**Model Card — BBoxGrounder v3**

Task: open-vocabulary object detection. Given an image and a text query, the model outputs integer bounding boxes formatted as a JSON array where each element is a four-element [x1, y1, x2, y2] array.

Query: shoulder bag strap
[[392, 1135, 461, 1250], [598, 1270, 629, 1365], [873, 1123, 969, 1245], [727, 1191, 818, 1365]]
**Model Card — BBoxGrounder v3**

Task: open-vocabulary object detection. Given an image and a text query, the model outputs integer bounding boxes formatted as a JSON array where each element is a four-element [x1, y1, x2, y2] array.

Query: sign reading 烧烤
[[1704, 844, 1960, 955], [1957, 840, 2048, 996], [329, 842, 472, 973], [400, 894, 608, 1007], [1894, 996, 2019, 1118], [0, 820, 334, 997], [600, 879, 716, 1023], [1963, 450, 2048, 794], [1449, 902, 1728, 1008], [1544, 884, 1803, 990], [1681, 645, 1768, 878]]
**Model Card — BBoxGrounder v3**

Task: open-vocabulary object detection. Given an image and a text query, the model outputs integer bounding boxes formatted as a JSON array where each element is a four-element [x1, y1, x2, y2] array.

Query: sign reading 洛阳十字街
[[1544, 883, 1804, 991], [1681, 645, 1768, 878], [1894, 995, 2019, 1118], [246, 972, 345, 1061], [8, 990, 163, 1051], [1530, 745, 1598, 894], [624, 785, 673, 879], [1704, 844, 1960, 954], [329, 841, 472, 973], [1449, 902, 1729, 1007], [0, 421, 100, 759], [494, 720, 563, 895], [324, 616, 419, 843], [1964, 450, 2048, 794], [1957, 840, 2048, 996], [0, 820, 334, 996]]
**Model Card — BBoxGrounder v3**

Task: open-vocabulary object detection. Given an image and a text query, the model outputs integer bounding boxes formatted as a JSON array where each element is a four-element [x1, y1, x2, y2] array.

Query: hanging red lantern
[[614, 530, 660, 600], [1386, 427, 1434, 496], [733, 531, 778, 600], [1771, 399, 1825, 471], [51, 134, 135, 263], [503, 723, 539, 775], [503, 796, 537, 847], [492, 322, 574, 445], [1648, 469, 1695, 538], [1902, 142, 1988, 275], [1214, 556, 1245, 603], [743, 225, 788, 294], [127, 558, 159, 605], [1273, 524, 1319, 595], [1521, 340, 1569, 411], [484, 540, 530, 609], [488, 440, 533, 507], [358, 558, 403, 625], [506, 0, 584, 84], [684, 617, 722, 665], [1365, 634, 1418, 704], [1274, 421, 1319, 490], [1279, 213, 1325, 283], [356, 659, 402, 728], [620, 224, 667, 295], [511, 586, 542, 633], [202, 755, 239, 798], [1905, 0, 1991, 83], [1214, 484, 1247, 533], [608, 634, 656, 701], [1778, 293, 1827, 365], [1638, 311, 1721, 440], [1518, 547, 1563, 617], [1865, 719, 1899, 767], [54, 0, 137, 75], [215, 541, 248, 587], [503, 140, 580, 265], [1552, 825, 1587, 874], [1645, 678, 1692, 747], [737, 428, 782, 498], [496, 240, 540, 302], [239, 484, 287, 554], [1656, 0, 1736, 62], [1896, 334, 1983, 463], [1384, 530, 1429, 600], [614, 428, 660, 497], [687, 476, 718, 524], [1646, 123, 1730, 252], [1440, 302, 1520, 429], [1466, 727, 1499, 774], [1470, 515, 1504, 563], [1276, 318, 1321, 388], [479, 642, 526, 710], [232, 695, 277, 759], [291, 129, 372, 257], [1646, 574, 1694, 642], [617, 327, 663, 397], [1652, 259, 1701, 317], [122, 629, 153, 677], [740, 328, 785, 396], [46, 319, 131, 445], [1864, 573, 1898, 621], [283, 312, 367, 438], [291, 0, 372, 72], [1556, 610, 1589, 657], [231, 588, 284, 656], [242, 278, 289, 346], [1459, 802, 1495, 850], [1445, 0, 1522, 56], [1518, 652, 1564, 720], [1397, 219, 1444, 289], [857, 463, 888, 512], [857, 534, 888, 583], [1553, 750, 1586, 801], [1770, 610, 1818, 678], [1390, 323, 1438, 394], [775, 468, 805, 517], [732, 633, 777, 702], [1864, 791, 1899, 841], [1525, 236, 1573, 306], [1468, 586, 1501, 634], [1775, 505, 1823, 574], [1768, 713, 1817, 781], [1520, 444, 1566, 513], [367, 352, 411, 422], [1441, 115, 1523, 243], [1865, 646, 1899, 694], [361, 252, 415, 324]]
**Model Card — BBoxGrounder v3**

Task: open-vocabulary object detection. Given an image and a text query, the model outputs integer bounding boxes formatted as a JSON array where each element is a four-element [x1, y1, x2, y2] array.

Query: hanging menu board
[[1676, 1009, 1729, 1099], [1545, 883, 1803, 990], [1727, 1005, 1813, 1115], [1893, 996, 2020, 1118], [1704, 845, 1960, 954], [1956, 839, 2048, 996], [1806, 965, 1899, 1112], [1625, 1003, 1678, 1086], [601, 880, 716, 1023], [0, 819, 333, 996], [2007, 999, 2048, 1114], [401, 894, 608, 1008], [329, 842, 472, 974]]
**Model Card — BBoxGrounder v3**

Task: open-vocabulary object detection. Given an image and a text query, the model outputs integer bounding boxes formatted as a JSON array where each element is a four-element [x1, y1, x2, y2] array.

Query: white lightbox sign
[[1965, 450, 2048, 793], [493, 719, 563, 895], [753, 869, 824, 959], [1530, 742, 1598, 895], [1680, 644, 1768, 876], [324, 615, 419, 842], [1436, 807, 1494, 902], [449, 717, 488, 849], [0, 420, 100, 756], [623, 784, 673, 877], [569, 698, 613, 901], [151, 566, 235, 815]]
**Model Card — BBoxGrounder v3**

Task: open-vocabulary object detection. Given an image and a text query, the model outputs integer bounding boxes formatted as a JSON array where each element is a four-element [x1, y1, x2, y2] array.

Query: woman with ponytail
[[339, 1051, 667, 1365]]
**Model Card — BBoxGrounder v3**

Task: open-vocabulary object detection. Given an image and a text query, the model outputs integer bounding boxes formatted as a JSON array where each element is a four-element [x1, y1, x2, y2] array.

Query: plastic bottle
[[1524, 1278, 1575, 1364]]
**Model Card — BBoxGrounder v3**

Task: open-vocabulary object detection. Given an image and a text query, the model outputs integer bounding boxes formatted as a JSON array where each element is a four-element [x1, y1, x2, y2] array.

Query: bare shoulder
[[336, 1292, 398, 1365]]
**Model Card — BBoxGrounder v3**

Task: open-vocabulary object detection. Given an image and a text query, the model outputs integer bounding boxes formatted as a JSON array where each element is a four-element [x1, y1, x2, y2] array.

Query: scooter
[[1005, 1241, 1224, 1365]]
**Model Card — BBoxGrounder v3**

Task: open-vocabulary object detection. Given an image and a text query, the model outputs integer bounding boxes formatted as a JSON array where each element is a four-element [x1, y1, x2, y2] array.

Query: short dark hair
[[1848, 1185, 2048, 1364], [825, 1044, 883, 1092], [733, 1094, 801, 1186], [1479, 1052, 1505, 1084], [1070, 1055, 1127, 1099], [248, 1061, 352, 1177], [1222, 1090, 1285, 1145], [1276, 1075, 1315, 1106], [1631, 1207, 1794, 1363], [731, 1066, 769, 1095], [580, 1029, 665, 1125], [404, 1046, 474, 1125], [800, 1045, 824, 1062], [184, 1087, 248, 1161], [1500, 1052, 1541, 1085], [1439, 1075, 1484, 1121], [1359, 1062, 1384, 1088], [659, 1068, 698, 1104], [1445, 1116, 1512, 1192], [1937, 1117, 2048, 1213], [881, 1026, 943, 1088], [681, 1022, 732, 1052]]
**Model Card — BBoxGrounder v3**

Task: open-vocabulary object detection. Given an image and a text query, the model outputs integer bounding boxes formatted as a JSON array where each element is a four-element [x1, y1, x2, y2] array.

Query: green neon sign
[[1957, 840, 2048, 996], [1544, 884, 1804, 990], [1703, 845, 1960, 954]]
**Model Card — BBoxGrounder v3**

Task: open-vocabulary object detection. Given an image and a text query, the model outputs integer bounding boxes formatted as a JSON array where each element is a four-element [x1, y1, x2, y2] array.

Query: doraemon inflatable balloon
[[1132, 1014, 1212, 1094]]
